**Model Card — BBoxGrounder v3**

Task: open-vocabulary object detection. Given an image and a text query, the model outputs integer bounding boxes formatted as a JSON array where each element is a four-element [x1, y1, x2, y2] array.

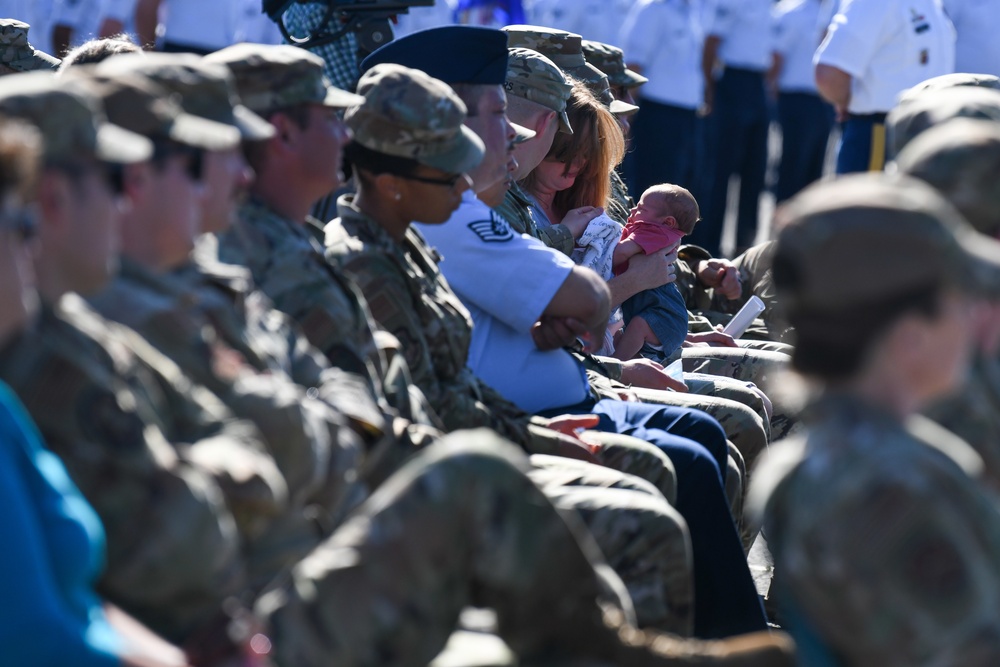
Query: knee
[[673, 410, 729, 467]]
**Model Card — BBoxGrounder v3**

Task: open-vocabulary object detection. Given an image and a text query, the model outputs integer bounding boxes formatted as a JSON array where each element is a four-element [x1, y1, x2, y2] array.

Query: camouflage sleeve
[[2, 346, 246, 643], [338, 251, 534, 447], [778, 473, 1000, 665], [538, 223, 576, 256]]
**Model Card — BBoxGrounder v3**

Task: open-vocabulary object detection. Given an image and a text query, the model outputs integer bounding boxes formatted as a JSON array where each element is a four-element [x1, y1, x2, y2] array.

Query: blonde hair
[[520, 82, 625, 218]]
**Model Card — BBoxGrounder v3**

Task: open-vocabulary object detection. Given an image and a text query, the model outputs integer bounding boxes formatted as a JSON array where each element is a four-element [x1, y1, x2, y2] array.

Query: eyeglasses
[[396, 172, 466, 188], [0, 208, 38, 242]]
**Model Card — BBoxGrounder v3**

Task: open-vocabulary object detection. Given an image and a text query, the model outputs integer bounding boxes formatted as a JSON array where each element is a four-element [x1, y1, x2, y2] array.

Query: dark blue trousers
[[630, 98, 699, 196], [692, 67, 770, 257], [542, 398, 768, 638], [776, 91, 835, 203], [835, 113, 887, 174]]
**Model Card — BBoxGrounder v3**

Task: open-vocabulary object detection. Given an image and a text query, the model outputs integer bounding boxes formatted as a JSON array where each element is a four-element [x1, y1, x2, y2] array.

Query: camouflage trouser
[[529, 454, 694, 636], [256, 430, 674, 667], [679, 346, 798, 441]]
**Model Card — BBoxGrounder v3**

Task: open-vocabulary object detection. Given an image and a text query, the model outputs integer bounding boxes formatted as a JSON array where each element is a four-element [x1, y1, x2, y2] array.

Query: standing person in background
[[940, 0, 1000, 78], [620, 0, 705, 198], [527, 0, 637, 48], [134, 0, 243, 54], [814, 0, 955, 174], [696, 0, 772, 258], [769, 0, 836, 203]]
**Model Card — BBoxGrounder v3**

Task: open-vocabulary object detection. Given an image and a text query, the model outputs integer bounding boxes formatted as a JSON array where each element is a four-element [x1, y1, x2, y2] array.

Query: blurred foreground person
[[751, 173, 1000, 665]]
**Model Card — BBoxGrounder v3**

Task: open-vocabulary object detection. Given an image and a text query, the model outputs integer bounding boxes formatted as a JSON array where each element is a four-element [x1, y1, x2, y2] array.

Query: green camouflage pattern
[[216, 200, 399, 408], [896, 118, 1000, 237], [205, 42, 363, 114], [325, 196, 699, 633], [676, 242, 790, 343], [0, 18, 59, 73], [93, 52, 275, 141], [74, 71, 240, 150], [259, 429, 796, 666], [87, 257, 370, 549], [504, 47, 574, 133], [0, 295, 283, 642], [0, 71, 151, 164], [582, 39, 648, 89], [886, 85, 1000, 158], [750, 394, 1000, 665], [494, 179, 576, 255], [348, 63, 485, 174], [502, 24, 608, 88], [607, 169, 633, 226], [926, 355, 1000, 494]]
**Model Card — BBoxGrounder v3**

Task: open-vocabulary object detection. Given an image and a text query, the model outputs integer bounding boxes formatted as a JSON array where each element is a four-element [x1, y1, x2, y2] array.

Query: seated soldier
[[750, 173, 1000, 664], [0, 62, 795, 667]]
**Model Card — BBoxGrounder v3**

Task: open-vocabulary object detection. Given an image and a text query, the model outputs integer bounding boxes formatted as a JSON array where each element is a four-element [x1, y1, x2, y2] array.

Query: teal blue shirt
[[0, 380, 121, 666]]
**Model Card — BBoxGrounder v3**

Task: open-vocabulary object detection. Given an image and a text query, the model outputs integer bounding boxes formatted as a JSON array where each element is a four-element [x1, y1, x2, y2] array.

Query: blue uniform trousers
[[775, 91, 835, 203], [630, 98, 700, 196], [835, 113, 888, 175], [692, 67, 770, 257]]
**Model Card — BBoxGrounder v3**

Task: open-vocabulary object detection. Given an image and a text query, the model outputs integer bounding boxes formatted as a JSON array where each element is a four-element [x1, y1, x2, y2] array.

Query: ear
[[371, 172, 404, 201], [269, 112, 300, 150], [536, 110, 557, 135]]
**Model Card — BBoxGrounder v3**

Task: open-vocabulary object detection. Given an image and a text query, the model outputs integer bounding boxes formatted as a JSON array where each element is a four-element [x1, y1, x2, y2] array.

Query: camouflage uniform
[[0, 296, 280, 641], [0, 19, 60, 74], [750, 394, 1000, 665]]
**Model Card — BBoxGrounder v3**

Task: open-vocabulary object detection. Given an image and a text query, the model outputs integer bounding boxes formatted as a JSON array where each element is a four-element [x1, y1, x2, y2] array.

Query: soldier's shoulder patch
[[467, 212, 515, 243]]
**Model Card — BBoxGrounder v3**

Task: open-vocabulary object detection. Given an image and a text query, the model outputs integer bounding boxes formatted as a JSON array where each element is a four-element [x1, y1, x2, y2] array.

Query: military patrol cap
[[896, 119, 1000, 237], [360, 26, 509, 83], [73, 70, 242, 150], [347, 64, 485, 174], [205, 43, 363, 114], [886, 86, 1000, 158], [505, 48, 574, 134], [0, 19, 60, 73], [94, 53, 274, 141], [773, 174, 1000, 318], [502, 25, 607, 88], [0, 71, 150, 164], [582, 40, 647, 89], [898, 72, 1000, 105]]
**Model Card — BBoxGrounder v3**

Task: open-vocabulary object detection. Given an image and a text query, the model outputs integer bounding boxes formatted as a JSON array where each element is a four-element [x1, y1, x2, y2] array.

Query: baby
[[612, 184, 700, 361]]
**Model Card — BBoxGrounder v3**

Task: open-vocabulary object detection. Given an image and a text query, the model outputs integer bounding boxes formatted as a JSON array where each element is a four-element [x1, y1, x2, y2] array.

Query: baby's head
[[629, 183, 700, 234]]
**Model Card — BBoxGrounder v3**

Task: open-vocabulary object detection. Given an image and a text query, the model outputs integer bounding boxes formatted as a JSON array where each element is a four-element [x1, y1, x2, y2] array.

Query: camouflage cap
[[204, 43, 363, 115], [505, 48, 573, 134], [896, 119, 1000, 237], [502, 25, 607, 89], [347, 63, 485, 174], [887, 86, 1000, 158], [0, 71, 150, 164], [774, 174, 1000, 316], [898, 72, 1000, 105], [0, 19, 60, 74], [94, 53, 275, 141], [71, 70, 242, 151], [582, 40, 647, 89]]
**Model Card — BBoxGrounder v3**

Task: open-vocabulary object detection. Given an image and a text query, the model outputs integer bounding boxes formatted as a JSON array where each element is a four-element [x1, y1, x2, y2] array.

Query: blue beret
[[361, 26, 509, 85]]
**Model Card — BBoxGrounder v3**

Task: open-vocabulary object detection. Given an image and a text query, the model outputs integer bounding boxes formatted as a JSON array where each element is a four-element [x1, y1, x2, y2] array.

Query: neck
[[827, 364, 919, 420], [528, 185, 560, 223], [353, 189, 409, 242], [252, 167, 317, 224], [34, 251, 76, 303]]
